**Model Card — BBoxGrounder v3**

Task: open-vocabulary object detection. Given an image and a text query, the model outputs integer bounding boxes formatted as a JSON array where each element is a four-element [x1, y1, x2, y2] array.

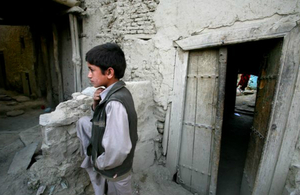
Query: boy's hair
[[85, 43, 126, 79]]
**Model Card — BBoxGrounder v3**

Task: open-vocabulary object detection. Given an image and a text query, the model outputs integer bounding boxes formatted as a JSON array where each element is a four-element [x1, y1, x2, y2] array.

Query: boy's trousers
[[76, 116, 132, 195]]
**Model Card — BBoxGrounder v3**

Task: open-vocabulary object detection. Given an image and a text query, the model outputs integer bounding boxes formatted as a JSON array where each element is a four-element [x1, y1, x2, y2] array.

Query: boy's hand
[[93, 87, 105, 110]]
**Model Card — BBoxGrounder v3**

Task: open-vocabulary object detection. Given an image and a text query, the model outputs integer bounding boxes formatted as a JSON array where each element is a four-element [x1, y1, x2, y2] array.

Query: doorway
[[0, 51, 7, 89], [216, 38, 283, 195]]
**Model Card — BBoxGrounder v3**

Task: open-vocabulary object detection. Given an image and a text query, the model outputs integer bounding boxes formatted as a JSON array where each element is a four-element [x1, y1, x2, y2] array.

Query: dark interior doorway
[[0, 52, 7, 89], [216, 38, 283, 195]]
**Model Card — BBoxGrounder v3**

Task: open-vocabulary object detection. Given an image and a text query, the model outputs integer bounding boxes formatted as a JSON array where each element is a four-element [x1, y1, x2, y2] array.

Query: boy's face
[[87, 63, 108, 88]]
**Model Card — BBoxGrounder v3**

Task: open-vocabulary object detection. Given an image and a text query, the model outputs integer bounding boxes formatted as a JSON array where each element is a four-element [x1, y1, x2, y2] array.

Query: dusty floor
[[216, 90, 256, 195], [0, 89, 46, 195]]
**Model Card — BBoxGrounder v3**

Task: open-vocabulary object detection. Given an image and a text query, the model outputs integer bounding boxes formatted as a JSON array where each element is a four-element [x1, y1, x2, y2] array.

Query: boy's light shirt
[[94, 82, 132, 170]]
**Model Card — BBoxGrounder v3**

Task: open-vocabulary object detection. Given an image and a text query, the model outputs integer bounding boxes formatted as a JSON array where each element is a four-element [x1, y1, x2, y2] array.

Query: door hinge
[[251, 126, 264, 139]]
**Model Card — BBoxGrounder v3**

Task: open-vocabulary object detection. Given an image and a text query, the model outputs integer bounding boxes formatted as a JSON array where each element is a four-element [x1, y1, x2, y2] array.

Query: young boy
[[76, 43, 138, 195]]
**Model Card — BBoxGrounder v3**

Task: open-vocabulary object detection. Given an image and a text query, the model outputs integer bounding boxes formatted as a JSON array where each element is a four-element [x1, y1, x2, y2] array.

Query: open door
[[177, 48, 227, 194], [240, 24, 300, 195], [240, 39, 283, 195]]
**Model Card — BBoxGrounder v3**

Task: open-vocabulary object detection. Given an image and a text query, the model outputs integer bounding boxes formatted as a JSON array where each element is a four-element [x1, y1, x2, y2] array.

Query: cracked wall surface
[[75, 0, 300, 193], [80, 0, 300, 109]]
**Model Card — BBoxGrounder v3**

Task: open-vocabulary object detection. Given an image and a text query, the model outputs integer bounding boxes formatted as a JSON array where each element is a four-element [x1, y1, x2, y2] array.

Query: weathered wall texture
[[0, 26, 36, 94], [80, 0, 300, 111], [31, 81, 158, 194], [74, 0, 300, 193], [81, 0, 170, 108], [58, 18, 77, 101], [285, 137, 300, 195]]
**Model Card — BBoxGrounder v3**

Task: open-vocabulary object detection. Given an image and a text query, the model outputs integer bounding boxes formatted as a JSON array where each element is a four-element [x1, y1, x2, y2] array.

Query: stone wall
[[29, 81, 158, 194]]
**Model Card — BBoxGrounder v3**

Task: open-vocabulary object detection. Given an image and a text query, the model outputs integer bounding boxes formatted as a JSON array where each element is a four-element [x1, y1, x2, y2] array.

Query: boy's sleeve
[[95, 101, 132, 170]]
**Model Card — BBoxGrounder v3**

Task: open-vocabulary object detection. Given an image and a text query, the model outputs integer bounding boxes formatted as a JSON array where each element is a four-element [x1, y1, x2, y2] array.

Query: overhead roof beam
[[53, 0, 80, 7]]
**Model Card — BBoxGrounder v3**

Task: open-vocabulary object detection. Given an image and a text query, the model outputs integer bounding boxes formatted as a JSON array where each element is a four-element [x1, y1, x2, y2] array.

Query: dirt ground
[[0, 89, 46, 195], [216, 90, 256, 195]]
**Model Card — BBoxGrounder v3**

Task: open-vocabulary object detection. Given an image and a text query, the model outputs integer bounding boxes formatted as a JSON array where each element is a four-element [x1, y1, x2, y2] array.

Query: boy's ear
[[107, 67, 115, 79]]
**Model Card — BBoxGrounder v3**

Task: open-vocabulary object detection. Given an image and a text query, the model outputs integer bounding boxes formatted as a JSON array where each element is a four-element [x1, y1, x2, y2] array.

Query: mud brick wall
[[92, 0, 158, 39]]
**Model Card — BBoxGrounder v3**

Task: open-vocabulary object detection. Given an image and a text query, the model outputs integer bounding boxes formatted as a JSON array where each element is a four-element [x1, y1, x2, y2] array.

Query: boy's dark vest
[[87, 81, 138, 179]]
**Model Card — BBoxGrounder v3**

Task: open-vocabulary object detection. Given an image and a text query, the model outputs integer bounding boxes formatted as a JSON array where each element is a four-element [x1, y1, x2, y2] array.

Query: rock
[[6, 110, 25, 117], [27, 178, 40, 190], [243, 90, 255, 95], [19, 125, 42, 148], [154, 141, 162, 160], [290, 189, 300, 195], [81, 87, 97, 97], [13, 95, 31, 102], [0, 95, 13, 101], [8, 142, 39, 175], [6, 101, 18, 106], [36, 185, 46, 195], [39, 97, 92, 127], [158, 128, 164, 134], [49, 185, 56, 195], [33, 81, 158, 194], [156, 121, 164, 129], [153, 107, 166, 122]]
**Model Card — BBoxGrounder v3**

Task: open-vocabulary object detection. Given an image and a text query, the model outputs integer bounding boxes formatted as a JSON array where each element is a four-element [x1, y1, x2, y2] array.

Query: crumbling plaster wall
[[80, 0, 170, 108], [80, 0, 300, 110], [77, 0, 300, 191], [0, 26, 35, 93]]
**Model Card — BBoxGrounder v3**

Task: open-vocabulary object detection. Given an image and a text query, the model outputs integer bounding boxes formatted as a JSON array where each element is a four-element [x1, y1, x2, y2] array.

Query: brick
[[137, 21, 144, 25]]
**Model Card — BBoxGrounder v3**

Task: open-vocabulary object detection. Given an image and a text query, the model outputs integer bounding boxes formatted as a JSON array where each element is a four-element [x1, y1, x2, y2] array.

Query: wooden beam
[[175, 18, 298, 51], [209, 47, 227, 195], [52, 24, 64, 102], [166, 48, 189, 175], [162, 103, 171, 156], [53, 0, 80, 7]]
